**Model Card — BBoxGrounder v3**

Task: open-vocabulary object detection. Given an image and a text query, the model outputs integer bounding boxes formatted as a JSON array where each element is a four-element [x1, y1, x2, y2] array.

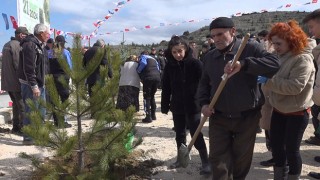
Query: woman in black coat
[[161, 36, 210, 175]]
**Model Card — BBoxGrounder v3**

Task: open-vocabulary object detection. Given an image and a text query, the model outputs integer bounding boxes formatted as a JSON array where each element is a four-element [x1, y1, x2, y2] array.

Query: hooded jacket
[[161, 47, 202, 114], [265, 38, 316, 113], [197, 37, 280, 114], [18, 34, 47, 88], [1, 37, 22, 92]]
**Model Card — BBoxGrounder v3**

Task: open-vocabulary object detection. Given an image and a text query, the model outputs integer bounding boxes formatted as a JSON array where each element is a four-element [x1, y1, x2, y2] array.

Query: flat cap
[[209, 17, 235, 30]]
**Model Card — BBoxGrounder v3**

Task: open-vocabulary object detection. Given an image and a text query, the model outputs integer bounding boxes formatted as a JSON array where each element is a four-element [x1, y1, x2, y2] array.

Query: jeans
[[21, 83, 46, 126], [270, 110, 309, 175], [172, 113, 207, 150], [8, 91, 25, 130]]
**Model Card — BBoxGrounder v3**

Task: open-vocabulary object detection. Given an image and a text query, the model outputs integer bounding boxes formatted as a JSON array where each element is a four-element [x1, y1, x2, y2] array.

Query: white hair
[[33, 24, 48, 35]]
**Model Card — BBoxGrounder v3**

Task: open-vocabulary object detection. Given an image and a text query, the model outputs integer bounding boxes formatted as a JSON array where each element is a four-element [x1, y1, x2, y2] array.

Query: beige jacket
[[265, 39, 316, 113], [312, 44, 320, 105]]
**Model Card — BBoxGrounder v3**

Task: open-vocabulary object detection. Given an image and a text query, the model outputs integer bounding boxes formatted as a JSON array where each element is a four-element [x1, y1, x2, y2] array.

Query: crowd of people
[[1, 8, 320, 180]]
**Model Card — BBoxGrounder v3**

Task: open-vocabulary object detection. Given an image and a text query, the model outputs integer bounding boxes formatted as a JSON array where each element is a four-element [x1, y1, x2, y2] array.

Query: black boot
[[142, 113, 152, 123], [151, 99, 157, 120], [142, 98, 152, 123], [260, 158, 275, 167], [151, 110, 156, 120], [199, 149, 211, 175]]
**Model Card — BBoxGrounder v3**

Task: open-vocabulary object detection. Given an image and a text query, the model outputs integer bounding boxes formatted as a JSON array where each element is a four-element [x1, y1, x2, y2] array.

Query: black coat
[[83, 45, 113, 85], [18, 35, 47, 88], [197, 38, 280, 113], [161, 47, 203, 114], [1, 37, 21, 92]]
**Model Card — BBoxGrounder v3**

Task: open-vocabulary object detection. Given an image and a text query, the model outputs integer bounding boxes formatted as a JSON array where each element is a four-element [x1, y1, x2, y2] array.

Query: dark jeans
[[209, 109, 261, 180], [52, 75, 70, 125], [172, 113, 207, 150], [142, 80, 159, 114], [8, 91, 25, 130], [21, 83, 46, 125], [270, 110, 309, 175], [311, 104, 320, 138]]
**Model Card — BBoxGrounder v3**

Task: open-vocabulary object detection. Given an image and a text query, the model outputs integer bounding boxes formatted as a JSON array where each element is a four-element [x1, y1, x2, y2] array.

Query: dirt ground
[[0, 89, 319, 180]]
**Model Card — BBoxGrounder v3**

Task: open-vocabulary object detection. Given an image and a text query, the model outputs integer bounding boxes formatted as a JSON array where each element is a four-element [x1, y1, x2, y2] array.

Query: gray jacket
[[1, 37, 21, 92]]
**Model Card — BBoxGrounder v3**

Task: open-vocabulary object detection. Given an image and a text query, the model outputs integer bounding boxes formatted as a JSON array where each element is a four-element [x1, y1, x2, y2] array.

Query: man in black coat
[[83, 39, 113, 97], [198, 17, 280, 179], [1, 27, 29, 134], [18, 24, 49, 145]]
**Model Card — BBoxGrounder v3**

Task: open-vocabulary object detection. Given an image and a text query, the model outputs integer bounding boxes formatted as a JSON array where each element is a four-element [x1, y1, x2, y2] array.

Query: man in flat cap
[[197, 17, 280, 179], [1, 27, 30, 134]]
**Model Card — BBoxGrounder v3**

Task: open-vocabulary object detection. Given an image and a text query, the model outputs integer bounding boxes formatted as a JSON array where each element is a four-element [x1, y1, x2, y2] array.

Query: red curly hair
[[268, 20, 308, 55]]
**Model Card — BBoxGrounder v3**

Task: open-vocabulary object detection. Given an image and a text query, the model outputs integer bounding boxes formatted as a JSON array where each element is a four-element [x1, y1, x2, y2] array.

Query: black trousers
[[209, 109, 261, 180], [172, 113, 207, 150], [311, 104, 320, 138], [270, 110, 309, 175], [142, 80, 159, 114], [8, 91, 25, 130], [52, 74, 70, 125]]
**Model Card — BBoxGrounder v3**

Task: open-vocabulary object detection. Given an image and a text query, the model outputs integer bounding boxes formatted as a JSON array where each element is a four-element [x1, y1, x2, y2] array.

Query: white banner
[[17, 0, 50, 33]]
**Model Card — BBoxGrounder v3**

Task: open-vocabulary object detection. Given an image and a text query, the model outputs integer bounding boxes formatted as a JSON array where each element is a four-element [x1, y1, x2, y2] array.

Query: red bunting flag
[[312, 0, 318, 3], [105, 14, 111, 19], [9, 16, 18, 29], [285, 4, 291, 7], [125, 28, 130, 32], [145, 25, 151, 29]]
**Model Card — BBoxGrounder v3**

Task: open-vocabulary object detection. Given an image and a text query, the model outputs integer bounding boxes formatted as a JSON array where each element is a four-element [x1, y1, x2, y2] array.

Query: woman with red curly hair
[[265, 20, 317, 179]]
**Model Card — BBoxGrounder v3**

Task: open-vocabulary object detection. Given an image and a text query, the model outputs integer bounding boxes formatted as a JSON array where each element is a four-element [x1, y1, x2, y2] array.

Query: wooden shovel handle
[[187, 33, 250, 150]]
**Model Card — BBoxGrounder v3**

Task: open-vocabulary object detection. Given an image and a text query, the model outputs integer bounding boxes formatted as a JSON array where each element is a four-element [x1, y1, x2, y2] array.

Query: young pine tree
[[22, 34, 137, 179]]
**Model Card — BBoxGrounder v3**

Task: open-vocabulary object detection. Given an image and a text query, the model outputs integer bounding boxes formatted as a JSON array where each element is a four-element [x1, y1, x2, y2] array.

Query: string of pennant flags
[[97, 0, 319, 36], [0, 0, 319, 41], [48, 0, 131, 40], [1, 0, 131, 40]]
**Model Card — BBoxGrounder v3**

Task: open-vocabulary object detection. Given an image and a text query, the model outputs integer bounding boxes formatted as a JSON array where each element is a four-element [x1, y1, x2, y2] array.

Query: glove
[[257, 76, 268, 84]]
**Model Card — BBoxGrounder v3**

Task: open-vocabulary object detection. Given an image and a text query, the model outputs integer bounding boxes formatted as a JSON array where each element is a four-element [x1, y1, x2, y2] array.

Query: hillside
[[185, 11, 310, 46], [117, 11, 311, 55]]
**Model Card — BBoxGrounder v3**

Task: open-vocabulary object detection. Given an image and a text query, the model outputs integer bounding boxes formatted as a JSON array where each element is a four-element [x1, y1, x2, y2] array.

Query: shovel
[[178, 33, 250, 168]]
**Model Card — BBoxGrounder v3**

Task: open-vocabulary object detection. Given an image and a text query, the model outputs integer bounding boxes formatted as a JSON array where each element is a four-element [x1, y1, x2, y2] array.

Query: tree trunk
[[76, 84, 84, 173]]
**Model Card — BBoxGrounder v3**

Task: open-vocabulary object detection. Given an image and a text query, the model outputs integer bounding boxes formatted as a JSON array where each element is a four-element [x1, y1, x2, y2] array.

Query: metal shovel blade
[[178, 143, 191, 168]]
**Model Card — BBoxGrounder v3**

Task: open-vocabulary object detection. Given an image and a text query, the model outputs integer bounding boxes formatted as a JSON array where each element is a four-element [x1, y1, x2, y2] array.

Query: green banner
[[17, 0, 50, 33]]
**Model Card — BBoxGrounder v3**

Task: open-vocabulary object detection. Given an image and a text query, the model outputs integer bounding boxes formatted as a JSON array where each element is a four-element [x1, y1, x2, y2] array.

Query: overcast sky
[[0, 0, 318, 49]]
